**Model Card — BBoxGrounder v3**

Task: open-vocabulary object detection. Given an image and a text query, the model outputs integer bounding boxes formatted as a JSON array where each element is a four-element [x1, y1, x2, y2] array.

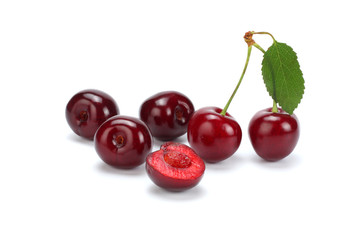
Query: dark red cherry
[[146, 142, 205, 191], [187, 107, 242, 163], [140, 91, 195, 141], [94, 116, 153, 168], [248, 108, 300, 162], [66, 89, 119, 140]]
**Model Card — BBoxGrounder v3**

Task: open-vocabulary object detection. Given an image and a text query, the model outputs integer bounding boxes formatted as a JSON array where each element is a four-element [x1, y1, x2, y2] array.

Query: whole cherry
[[248, 107, 300, 161], [146, 142, 205, 191], [66, 89, 119, 140], [187, 107, 242, 163], [94, 116, 153, 168], [139, 91, 194, 141]]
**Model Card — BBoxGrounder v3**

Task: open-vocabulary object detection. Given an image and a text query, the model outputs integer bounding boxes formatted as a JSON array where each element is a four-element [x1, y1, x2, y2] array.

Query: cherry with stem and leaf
[[187, 31, 305, 162], [247, 31, 304, 161]]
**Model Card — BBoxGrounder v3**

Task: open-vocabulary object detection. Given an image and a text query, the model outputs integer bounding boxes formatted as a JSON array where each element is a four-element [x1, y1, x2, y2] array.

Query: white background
[[1, 1, 359, 239]]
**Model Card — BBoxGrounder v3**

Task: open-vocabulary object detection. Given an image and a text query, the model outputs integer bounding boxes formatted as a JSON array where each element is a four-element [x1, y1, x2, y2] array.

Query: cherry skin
[[146, 142, 205, 191], [94, 116, 153, 169], [66, 89, 119, 140], [139, 91, 195, 141], [248, 108, 300, 162], [187, 107, 242, 163]]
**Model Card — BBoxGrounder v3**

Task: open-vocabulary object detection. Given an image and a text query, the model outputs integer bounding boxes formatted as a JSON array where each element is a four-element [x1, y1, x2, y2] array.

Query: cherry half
[[187, 107, 242, 163], [94, 116, 153, 168], [248, 107, 300, 161], [140, 91, 195, 141], [146, 142, 205, 191], [66, 89, 119, 140]]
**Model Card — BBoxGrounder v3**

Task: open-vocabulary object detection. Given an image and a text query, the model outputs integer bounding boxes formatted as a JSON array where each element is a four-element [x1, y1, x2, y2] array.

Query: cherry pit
[[66, 30, 305, 191]]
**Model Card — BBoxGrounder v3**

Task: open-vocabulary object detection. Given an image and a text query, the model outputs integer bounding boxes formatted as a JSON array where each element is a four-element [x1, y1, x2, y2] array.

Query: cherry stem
[[221, 46, 252, 116], [253, 43, 266, 54], [252, 31, 276, 43], [272, 100, 278, 113]]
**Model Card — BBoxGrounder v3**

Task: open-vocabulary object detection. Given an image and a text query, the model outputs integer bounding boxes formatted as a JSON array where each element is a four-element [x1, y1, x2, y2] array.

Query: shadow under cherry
[[96, 162, 146, 176], [66, 133, 94, 147], [251, 153, 302, 169], [147, 184, 207, 201]]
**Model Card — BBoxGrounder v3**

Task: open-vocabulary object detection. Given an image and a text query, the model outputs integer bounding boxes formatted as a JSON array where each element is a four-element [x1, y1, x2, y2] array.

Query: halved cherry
[[146, 142, 205, 191]]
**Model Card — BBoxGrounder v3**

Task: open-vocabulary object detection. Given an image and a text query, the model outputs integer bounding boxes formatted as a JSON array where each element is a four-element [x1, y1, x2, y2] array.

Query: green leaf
[[261, 41, 305, 114]]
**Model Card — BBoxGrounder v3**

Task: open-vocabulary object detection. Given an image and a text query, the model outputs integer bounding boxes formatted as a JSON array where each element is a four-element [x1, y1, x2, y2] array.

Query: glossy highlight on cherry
[[66, 89, 119, 140], [248, 108, 300, 161], [95, 115, 153, 168], [187, 107, 242, 163], [140, 91, 194, 141]]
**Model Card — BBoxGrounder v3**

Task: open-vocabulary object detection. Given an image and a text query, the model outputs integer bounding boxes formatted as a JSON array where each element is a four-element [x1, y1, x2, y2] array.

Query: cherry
[[248, 108, 300, 161], [66, 89, 119, 140], [187, 107, 242, 163], [139, 91, 195, 141], [146, 142, 205, 191], [94, 116, 153, 168]]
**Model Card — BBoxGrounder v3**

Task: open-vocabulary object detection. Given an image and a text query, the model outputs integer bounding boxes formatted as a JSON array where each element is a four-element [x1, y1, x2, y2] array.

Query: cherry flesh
[[248, 108, 300, 162], [140, 91, 195, 141], [146, 142, 205, 191], [187, 107, 242, 163], [95, 116, 153, 168], [66, 89, 119, 140]]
